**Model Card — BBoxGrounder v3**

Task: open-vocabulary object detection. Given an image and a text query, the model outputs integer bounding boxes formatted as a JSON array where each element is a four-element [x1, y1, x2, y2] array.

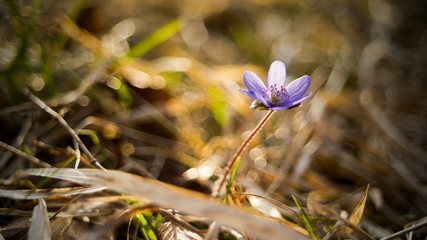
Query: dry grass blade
[[60, 14, 105, 56], [47, 59, 111, 107], [28, 198, 51, 240], [380, 217, 427, 240], [203, 221, 220, 240], [0, 140, 51, 168], [0, 186, 106, 200], [23, 89, 106, 170], [19, 168, 308, 240]]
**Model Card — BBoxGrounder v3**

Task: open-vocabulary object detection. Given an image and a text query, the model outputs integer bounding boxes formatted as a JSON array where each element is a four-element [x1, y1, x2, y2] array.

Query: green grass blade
[[39, 46, 56, 97], [76, 129, 107, 164], [123, 19, 183, 61], [116, 75, 133, 108], [136, 212, 158, 240], [292, 195, 318, 240], [208, 85, 228, 129], [125, 198, 160, 240], [226, 155, 242, 197]]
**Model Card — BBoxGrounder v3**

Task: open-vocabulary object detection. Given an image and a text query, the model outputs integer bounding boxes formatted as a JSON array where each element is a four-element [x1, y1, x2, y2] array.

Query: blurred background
[[1, 0, 427, 238]]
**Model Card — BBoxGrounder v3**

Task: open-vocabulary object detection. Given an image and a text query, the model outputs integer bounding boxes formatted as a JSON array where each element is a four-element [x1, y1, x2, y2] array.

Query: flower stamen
[[269, 84, 289, 106]]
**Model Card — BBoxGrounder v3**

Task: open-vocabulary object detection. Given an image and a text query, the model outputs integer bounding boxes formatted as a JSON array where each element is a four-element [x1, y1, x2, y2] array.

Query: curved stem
[[216, 110, 275, 196]]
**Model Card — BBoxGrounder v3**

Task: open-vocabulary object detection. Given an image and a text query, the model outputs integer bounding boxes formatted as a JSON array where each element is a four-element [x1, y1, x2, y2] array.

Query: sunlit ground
[[1, 0, 427, 239]]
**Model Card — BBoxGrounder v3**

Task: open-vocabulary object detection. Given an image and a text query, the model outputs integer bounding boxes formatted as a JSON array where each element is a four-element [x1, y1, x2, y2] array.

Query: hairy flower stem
[[216, 110, 275, 196]]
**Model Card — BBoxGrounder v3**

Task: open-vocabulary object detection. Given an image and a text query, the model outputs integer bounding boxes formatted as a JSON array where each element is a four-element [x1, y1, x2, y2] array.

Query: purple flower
[[240, 61, 312, 110]]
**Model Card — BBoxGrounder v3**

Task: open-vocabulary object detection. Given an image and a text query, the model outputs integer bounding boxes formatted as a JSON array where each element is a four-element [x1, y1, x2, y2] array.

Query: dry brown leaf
[[51, 216, 113, 240], [0, 217, 31, 239], [158, 221, 203, 240], [346, 184, 370, 235], [19, 168, 308, 240]]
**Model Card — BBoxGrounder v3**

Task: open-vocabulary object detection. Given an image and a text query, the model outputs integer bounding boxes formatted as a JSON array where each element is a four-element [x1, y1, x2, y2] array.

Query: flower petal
[[243, 71, 266, 94], [239, 89, 270, 107], [239, 89, 256, 99], [240, 89, 270, 108], [286, 75, 311, 103], [267, 61, 287, 89], [253, 90, 270, 107], [272, 92, 312, 110]]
